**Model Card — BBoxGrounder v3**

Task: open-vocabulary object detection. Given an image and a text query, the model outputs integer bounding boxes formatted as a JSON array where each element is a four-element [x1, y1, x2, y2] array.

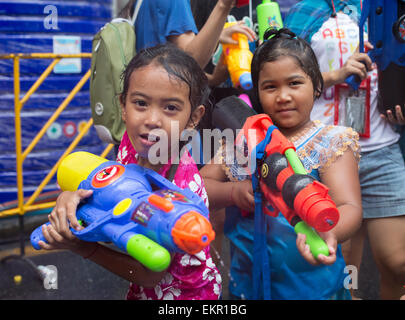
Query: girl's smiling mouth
[[277, 107, 296, 114], [139, 133, 161, 146]]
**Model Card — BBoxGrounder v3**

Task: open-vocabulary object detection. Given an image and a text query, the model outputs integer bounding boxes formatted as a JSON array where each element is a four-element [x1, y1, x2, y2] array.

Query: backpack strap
[[166, 163, 179, 182], [166, 146, 187, 182], [131, 0, 144, 25]]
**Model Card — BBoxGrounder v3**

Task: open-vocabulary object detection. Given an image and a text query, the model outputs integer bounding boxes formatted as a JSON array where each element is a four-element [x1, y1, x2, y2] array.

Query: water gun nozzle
[[172, 211, 215, 255], [239, 72, 253, 90]]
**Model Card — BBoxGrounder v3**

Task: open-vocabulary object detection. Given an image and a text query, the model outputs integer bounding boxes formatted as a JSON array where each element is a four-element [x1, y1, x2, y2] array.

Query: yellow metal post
[[22, 69, 91, 161], [0, 52, 114, 220], [100, 143, 114, 159], [13, 56, 25, 216], [20, 58, 61, 107]]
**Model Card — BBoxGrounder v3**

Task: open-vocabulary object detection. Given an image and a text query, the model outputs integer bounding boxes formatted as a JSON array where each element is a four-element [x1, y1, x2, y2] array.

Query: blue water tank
[[0, 0, 113, 203]]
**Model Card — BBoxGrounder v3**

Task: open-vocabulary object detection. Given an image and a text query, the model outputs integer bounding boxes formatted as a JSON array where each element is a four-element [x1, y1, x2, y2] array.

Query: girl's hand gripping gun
[[213, 96, 340, 259], [30, 152, 215, 272], [345, 0, 405, 116]]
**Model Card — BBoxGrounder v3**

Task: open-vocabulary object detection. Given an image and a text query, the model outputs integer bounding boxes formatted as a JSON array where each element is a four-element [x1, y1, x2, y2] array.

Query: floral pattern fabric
[[217, 120, 360, 181], [117, 131, 221, 300]]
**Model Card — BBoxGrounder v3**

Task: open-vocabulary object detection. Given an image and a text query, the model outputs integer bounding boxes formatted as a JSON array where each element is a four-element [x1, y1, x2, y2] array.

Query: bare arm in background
[[169, 0, 236, 68]]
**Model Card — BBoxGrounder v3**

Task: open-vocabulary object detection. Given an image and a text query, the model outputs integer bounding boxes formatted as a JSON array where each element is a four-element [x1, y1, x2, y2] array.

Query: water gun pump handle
[[294, 221, 330, 258]]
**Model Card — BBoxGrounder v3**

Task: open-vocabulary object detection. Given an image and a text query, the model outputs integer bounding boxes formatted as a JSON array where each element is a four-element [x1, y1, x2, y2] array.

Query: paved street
[[0, 216, 380, 300], [0, 245, 129, 300]]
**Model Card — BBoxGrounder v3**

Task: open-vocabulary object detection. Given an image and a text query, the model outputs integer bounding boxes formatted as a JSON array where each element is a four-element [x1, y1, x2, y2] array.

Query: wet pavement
[[0, 216, 380, 300], [0, 245, 129, 300]]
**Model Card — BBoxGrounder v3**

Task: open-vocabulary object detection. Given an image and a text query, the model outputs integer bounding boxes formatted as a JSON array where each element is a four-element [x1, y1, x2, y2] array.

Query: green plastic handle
[[126, 234, 171, 272], [294, 221, 329, 259], [284, 148, 307, 174]]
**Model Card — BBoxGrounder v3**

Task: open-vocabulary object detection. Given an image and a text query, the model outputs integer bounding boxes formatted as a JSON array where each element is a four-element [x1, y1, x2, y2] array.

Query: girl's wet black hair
[[251, 28, 324, 114], [120, 43, 212, 133]]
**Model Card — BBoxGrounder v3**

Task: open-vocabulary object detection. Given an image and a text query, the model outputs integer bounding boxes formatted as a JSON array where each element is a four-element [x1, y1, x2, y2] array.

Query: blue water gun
[[30, 152, 215, 272], [345, 0, 405, 116]]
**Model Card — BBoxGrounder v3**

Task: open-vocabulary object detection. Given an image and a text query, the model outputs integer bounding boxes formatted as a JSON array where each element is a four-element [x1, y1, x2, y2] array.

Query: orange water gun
[[214, 96, 340, 258], [242, 115, 339, 258]]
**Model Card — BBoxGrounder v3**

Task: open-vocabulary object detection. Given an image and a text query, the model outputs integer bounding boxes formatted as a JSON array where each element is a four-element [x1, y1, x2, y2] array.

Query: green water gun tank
[[257, 0, 284, 41]]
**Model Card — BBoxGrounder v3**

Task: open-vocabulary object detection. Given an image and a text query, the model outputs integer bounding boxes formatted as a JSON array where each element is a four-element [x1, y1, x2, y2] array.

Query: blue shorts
[[359, 142, 405, 218]]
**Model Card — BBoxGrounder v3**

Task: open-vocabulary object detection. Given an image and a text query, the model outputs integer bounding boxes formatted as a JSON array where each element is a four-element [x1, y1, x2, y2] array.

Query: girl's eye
[[264, 85, 276, 90], [165, 104, 179, 112], [290, 81, 302, 86], [133, 100, 147, 107]]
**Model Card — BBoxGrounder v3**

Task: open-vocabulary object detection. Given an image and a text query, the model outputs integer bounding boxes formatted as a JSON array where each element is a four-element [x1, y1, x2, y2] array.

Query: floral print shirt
[[117, 131, 221, 300]]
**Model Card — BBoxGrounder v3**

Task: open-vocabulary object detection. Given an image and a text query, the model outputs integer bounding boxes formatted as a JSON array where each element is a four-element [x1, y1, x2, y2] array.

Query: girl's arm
[[322, 52, 372, 88], [169, 0, 235, 68], [322, 42, 374, 89], [78, 241, 167, 287], [296, 149, 362, 265], [42, 225, 166, 287], [39, 190, 167, 287], [319, 149, 362, 243], [200, 163, 255, 212], [200, 163, 234, 210]]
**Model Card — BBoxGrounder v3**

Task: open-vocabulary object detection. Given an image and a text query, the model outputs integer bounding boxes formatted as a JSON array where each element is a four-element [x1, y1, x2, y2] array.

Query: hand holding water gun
[[222, 22, 254, 90], [31, 152, 215, 272], [213, 96, 340, 260], [345, 0, 405, 117]]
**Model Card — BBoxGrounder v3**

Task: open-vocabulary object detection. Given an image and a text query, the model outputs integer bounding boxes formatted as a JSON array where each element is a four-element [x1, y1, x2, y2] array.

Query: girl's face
[[258, 56, 315, 137], [121, 63, 204, 169]]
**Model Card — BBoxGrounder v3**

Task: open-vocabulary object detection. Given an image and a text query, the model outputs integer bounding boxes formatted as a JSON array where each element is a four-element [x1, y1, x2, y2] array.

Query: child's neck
[[279, 120, 314, 141], [137, 156, 164, 173]]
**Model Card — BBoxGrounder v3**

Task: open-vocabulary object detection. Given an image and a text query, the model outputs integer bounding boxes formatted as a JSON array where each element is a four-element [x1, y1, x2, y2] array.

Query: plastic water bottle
[[257, 0, 284, 41]]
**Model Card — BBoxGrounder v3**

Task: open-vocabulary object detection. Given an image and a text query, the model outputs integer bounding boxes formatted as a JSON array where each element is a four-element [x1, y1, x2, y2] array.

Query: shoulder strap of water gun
[[251, 124, 277, 300]]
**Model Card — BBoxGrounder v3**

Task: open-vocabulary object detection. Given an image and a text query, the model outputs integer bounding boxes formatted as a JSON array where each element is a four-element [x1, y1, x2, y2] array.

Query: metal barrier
[[0, 53, 113, 219]]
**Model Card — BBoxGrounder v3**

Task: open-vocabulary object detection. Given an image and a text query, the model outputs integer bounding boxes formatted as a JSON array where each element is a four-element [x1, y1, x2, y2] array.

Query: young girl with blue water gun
[[37, 44, 222, 300], [201, 28, 363, 299]]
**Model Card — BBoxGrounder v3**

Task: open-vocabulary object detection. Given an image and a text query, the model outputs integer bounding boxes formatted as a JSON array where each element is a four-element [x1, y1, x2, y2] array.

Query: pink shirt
[[117, 131, 221, 300]]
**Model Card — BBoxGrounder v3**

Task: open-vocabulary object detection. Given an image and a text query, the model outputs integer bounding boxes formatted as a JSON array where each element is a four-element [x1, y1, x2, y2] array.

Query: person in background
[[119, 0, 255, 87], [285, 0, 405, 300]]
